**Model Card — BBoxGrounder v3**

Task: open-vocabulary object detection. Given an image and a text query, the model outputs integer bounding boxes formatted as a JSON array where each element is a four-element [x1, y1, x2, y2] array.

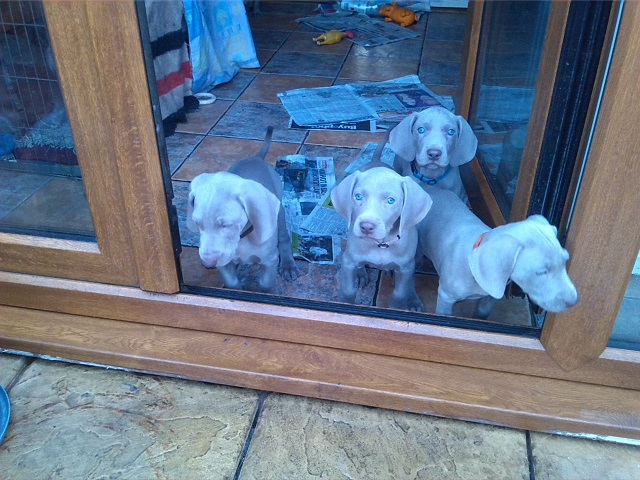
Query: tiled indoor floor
[[168, 1, 532, 325], [1, 351, 639, 479]]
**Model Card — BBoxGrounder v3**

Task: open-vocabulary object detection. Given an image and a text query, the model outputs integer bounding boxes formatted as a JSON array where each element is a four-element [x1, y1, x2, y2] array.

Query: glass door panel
[[609, 253, 640, 351], [468, 1, 551, 220], [0, 1, 94, 239]]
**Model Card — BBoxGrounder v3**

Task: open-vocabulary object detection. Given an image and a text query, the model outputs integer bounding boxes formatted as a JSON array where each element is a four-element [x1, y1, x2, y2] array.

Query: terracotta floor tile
[[165, 132, 203, 175], [239, 73, 333, 104], [180, 246, 356, 303], [172, 136, 300, 181], [338, 55, 420, 82], [0, 360, 259, 479], [1, 176, 94, 236], [251, 29, 291, 51], [210, 71, 257, 100], [174, 99, 233, 135], [426, 12, 467, 42], [262, 51, 345, 77], [252, 49, 276, 70], [256, 2, 315, 17], [239, 394, 529, 480], [376, 273, 532, 325], [422, 39, 464, 63], [281, 31, 353, 55], [249, 13, 306, 32], [209, 101, 307, 143], [530, 433, 640, 480], [305, 129, 388, 149], [350, 36, 424, 61], [420, 58, 461, 87]]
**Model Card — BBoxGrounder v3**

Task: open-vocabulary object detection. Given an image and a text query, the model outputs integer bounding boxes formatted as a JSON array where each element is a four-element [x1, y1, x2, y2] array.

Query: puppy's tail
[[369, 128, 391, 168], [257, 126, 274, 160]]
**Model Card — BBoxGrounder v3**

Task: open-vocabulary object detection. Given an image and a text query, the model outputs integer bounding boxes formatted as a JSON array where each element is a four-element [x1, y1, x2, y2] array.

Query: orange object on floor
[[379, 3, 418, 27]]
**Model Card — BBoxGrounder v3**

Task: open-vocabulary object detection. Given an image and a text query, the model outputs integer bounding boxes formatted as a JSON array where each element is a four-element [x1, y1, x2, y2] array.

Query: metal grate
[[0, 0, 76, 168]]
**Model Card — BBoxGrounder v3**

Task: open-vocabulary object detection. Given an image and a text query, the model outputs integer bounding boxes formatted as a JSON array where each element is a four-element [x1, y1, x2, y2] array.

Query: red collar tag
[[473, 232, 488, 250]]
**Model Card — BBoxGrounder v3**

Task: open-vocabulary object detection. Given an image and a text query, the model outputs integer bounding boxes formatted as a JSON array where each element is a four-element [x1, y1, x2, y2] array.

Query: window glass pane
[[142, 0, 567, 334], [608, 253, 640, 351], [470, 1, 551, 219], [0, 1, 94, 239]]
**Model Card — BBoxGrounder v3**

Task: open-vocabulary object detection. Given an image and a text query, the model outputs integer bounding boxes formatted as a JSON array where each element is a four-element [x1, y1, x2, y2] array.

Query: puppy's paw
[[356, 266, 370, 288], [279, 259, 300, 281], [407, 298, 425, 312]]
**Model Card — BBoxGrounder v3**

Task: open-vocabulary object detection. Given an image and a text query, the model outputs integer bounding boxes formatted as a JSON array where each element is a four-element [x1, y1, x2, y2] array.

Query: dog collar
[[411, 161, 451, 185], [473, 232, 488, 249], [239, 223, 254, 239], [376, 234, 401, 248]]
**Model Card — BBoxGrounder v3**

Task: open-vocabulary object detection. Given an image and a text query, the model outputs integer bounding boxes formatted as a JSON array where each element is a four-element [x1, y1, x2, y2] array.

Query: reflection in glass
[[0, 1, 94, 238], [470, 1, 551, 219], [609, 253, 640, 351]]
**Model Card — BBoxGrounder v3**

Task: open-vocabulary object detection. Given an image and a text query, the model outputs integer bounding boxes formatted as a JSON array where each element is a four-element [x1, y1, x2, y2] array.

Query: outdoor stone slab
[[530, 432, 640, 480], [0, 352, 29, 387], [239, 394, 529, 480], [0, 360, 259, 479]]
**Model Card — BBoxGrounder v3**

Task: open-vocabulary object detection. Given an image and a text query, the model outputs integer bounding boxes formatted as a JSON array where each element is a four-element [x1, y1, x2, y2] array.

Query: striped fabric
[[145, 0, 199, 136]]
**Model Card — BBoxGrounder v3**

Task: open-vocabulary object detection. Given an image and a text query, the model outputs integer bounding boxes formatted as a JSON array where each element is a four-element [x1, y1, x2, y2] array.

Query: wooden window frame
[[0, 1, 639, 439], [0, 1, 178, 292]]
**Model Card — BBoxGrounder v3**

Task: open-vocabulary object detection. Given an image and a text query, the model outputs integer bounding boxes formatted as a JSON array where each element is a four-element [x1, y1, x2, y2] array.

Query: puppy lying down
[[417, 187, 579, 317], [331, 165, 433, 311], [187, 127, 298, 292]]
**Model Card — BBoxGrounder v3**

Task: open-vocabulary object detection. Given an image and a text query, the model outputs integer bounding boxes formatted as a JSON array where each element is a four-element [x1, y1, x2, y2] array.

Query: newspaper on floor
[[278, 75, 448, 128], [275, 154, 341, 264], [296, 11, 419, 47], [299, 142, 396, 238], [289, 118, 376, 132]]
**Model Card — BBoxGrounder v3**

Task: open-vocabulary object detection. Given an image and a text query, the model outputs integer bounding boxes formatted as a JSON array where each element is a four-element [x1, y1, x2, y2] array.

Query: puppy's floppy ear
[[187, 190, 198, 232], [330, 171, 360, 224], [450, 114, 478, 167], [469, 233, 522, 299], [528, 214, 558, 236], [399, 178, 432, 235], [389, 113, 418, 161], [238, 180, 280, 244]]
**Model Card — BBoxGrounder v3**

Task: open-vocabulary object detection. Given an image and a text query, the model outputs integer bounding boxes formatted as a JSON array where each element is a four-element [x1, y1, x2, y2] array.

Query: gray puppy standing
[[331, 139, 433, 311], [416, 187, 579, 317], [187, 127, 298, 292]]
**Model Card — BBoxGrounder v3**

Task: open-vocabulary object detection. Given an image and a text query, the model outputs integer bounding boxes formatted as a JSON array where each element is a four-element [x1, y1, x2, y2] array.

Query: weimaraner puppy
[[389, 107, 478, 199], [187, 127, 298, 292], [416, 187, 579, 317], [331, 166, 433, 311]]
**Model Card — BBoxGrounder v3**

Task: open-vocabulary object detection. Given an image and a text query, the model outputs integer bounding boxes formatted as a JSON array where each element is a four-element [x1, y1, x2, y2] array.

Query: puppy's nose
[[200, 256, 218, 268], [564, 293, 579, 309], [427, 148, 442, 160], [359, 222, 376, 235]]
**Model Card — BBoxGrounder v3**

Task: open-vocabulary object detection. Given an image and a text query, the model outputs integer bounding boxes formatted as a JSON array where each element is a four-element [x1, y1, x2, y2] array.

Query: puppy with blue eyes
[[331, 166, 432, 311], [389, 107, 478, 200]]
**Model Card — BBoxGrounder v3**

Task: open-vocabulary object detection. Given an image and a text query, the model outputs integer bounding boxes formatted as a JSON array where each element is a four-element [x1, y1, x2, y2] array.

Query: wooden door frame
[[459, 1, 572, 227], [1, 1, 640, 439], [0, 1, 179, 292]]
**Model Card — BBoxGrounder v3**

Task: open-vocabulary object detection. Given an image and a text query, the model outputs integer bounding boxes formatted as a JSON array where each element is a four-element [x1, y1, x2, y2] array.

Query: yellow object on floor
[[312, 30, 354, 45]]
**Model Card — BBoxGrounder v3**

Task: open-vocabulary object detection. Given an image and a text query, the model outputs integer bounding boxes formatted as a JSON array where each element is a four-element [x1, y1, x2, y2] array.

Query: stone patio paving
[[1, 353, 638, 479]]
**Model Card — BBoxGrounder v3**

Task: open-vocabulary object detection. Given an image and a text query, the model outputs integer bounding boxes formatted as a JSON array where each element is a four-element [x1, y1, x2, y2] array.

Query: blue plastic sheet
[[184, 0, 260, 94]]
